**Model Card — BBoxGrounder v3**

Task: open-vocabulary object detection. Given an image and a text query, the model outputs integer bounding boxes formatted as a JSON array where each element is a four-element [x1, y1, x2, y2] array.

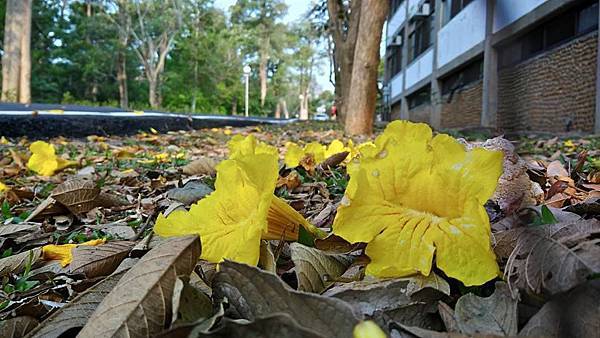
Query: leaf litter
[[0, 122, 598, 337]]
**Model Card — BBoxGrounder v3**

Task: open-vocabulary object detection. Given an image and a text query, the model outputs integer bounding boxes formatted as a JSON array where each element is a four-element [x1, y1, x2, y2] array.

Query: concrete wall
[[498, 32, 597, 132], [441, 80, 483, 128], [437, 0, 487, 68], [407, 0, 421, 18], [390, 72, 404, 100], [406, 49, 434, 89], [387, 2, 407, 42], [494, 0, 548, 33]]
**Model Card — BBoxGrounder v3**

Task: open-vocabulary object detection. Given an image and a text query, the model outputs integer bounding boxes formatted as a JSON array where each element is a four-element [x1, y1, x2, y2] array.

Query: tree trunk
[[275, 99, 281, 118], [231, 96, 237, 115], [326, 0, 362, 126], [344, 0, 388, 135], [259, 52, 268, 107], [2, 0, 31, 103], [282, 99, 289, 119], [148, 76, 159, 108], [18, 0, 31, 103], [117, 52, 128, 108]]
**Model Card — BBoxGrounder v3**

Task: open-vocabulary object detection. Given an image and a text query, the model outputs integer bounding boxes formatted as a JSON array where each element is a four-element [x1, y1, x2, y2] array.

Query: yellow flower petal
[[42, 239, 106, 267], [27, 141, 59, 176], [228, 134, 278, 159], [284, 142, 305, 168], [333, 121, 503, 286], [0, 182, 7, 192], [353, 320, 386, 338], [155, 135, 322, 265]]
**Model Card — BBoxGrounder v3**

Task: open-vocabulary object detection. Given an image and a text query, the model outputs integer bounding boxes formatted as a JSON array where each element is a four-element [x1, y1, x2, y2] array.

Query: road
[[0, 102, 294, 138]]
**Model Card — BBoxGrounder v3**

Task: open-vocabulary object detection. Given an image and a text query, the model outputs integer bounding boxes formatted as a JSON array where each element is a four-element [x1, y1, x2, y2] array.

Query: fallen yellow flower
[[155, 135, 324, 266], [0, 182, 7, 192], [42, 239, 106, 267], [284, 140, 351, 168], [353, 320, 386, 338], [228, 134, 278, 159], [27, 141, 75, 176], [333, 121, 503, 286]]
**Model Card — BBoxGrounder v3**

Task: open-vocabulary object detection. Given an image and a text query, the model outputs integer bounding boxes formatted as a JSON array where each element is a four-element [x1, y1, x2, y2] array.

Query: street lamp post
[[243, 65, 251, 117]]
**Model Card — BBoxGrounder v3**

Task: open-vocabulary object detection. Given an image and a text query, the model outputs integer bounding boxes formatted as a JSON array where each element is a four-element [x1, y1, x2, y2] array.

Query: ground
[[0, 121, 598, 337]]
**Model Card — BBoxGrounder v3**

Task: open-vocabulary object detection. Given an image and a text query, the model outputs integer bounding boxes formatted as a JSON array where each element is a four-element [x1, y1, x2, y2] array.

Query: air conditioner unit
[[389, 35, 403, 46], [410, 2, 430, 20]]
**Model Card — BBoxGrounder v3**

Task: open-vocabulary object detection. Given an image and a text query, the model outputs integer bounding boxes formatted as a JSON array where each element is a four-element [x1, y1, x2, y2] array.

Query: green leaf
[[298, 226, 315, 247], [541, 205, 558, 224]]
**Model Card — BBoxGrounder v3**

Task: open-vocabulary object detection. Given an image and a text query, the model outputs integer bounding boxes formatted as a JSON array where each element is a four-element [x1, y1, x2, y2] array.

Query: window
[[450, 0, 473, 19], [441, 58, 483, 95], [578, 2, 599, 34], [407, 85, 431, 109], [390, 0, 405, 17], [387, 29, 404, 78], [498, 0, 598, 68], [408, 1, 434, 62]]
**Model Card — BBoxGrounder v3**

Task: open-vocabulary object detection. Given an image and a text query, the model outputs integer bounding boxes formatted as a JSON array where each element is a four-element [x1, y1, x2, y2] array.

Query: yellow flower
[[353, 321, 386, 338], [27, 141, 75, 176], [155, 135, 324, 265], [333, 121, 503, 286], [0, 136, 10, 145], [42, 239, 106, 267], [0, 182, 7, 192], [284, 140, 351, 168], [228, 134, 278, 159]]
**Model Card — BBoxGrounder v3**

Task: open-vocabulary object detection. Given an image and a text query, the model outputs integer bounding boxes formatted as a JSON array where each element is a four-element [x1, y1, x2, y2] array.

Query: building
[[383, 0, 599, 133]]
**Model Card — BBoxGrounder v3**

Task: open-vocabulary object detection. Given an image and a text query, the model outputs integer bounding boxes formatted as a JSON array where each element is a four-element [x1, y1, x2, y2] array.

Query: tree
[[1, 0, 32, 103], [319, 0, 388, 135], [126, 0, 183, 108], [231, 0, 287, 108]]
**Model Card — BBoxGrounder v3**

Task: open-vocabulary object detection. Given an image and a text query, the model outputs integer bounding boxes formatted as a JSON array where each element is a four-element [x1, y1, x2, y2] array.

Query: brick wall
[[498, 32, 598, 133], [408, 103, 431, 123], [440, 80, 483, 129]]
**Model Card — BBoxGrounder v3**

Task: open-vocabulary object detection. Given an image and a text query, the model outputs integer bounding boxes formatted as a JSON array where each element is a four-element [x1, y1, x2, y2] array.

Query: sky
[[214, 0, 334, 93]]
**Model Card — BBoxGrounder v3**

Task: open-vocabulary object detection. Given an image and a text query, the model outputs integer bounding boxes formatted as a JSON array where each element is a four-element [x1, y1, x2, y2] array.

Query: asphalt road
[[0, 102, 294, 138]]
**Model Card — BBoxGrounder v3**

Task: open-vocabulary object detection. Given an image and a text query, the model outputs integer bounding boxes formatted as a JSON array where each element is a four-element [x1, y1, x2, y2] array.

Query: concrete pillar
[[481, 0, 498, 128], [595, 1, 600, 134], [430, 0, 444, 129]]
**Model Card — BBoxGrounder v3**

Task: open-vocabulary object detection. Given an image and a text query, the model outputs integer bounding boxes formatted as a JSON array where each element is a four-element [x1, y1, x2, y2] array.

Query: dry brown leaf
[[0, 316, 38, 337], [494, 219, 600, 295], [51, 179, 100, 214], [77, 235, 201, 338], [0, 248, 42, 277], [212, 261, 359, 338], [520, 279, 600, 337], [289, 242, 352, 293], [546, 160, 569, 179], [182, 157, 217, 176], [450, 282, 518, 336], [323, 272, 450, 317], [276, 171, 301, 190], [26, 269, 128, 338], [0, 223, 39, 237], [69, 241, 134, 278]]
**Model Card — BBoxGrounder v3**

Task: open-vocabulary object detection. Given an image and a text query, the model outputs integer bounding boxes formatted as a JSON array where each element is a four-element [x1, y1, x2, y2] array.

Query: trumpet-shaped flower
[[42, 239, 106, 267], [155, 136, 324, 265], [284, 140, 351, 168], [27, 141, 75, 176], [228, 134, 278, 159], [333, 121, 503, 286]]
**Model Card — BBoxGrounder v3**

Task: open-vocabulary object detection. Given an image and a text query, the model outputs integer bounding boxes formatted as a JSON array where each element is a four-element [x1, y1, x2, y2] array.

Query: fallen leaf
[[520, 279, 600, 337], [167, 181, 213, 205], [69, 241, 134, 278], [0, 248, 42, 277], [289, 242, 352, 293], [323, 272, 450, 317], [212, 261, 359, 338], [494, 219, 600, 294], [0, 316, 38, 337], [51, 179, 100, 215], [182, 157, 218, 176], [77, 235, 201, 337], [193, 314, 326, 338], [449, 282, 518, 336], [318, 151, 349, 170], [26, 268, 128, 338]]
